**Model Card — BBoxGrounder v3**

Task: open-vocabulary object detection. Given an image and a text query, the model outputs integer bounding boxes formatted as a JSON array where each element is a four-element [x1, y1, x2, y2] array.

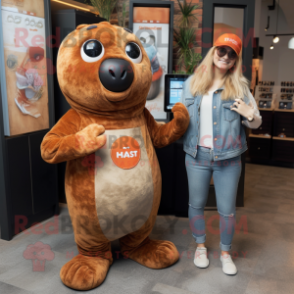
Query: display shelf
[[250, 83, 294, 167], [257, 107, 294, 112], [258, 106, 274, 111], [272, 136, 294, 142], [273, 108, 294, 113], [249, 135, 271, 160], [254, 85, 294, 111], [249, 134, 272, 139]]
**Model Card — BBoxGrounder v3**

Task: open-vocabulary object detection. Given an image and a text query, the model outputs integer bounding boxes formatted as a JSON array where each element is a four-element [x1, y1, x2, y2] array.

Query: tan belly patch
[[94, 127, 154, 241]]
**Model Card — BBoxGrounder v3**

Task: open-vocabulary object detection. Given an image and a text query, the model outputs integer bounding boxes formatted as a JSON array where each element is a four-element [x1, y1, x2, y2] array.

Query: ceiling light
[[52, 0, 90, 11], [273, 0, 280, 45], [273, 36, 280, 43], [289, 37, 294, 49], [265, 16, 270, 31], [270, 44, 274, 49]]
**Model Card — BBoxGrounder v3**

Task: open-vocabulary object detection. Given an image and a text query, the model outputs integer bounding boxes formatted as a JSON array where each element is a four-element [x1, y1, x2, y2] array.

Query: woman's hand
[[230, 98, 254, 120]]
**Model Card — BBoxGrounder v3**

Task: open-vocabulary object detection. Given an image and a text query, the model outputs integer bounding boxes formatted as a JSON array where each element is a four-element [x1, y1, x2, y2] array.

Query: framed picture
[[0, 0, 54, 136], [129, 0, 174, 120]]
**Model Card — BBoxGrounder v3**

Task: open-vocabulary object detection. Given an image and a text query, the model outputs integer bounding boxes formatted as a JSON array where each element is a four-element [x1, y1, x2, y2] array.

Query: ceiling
[[263, 0, 294, 32], [50, 0, 96, 14], [278, 0, 294, 32]]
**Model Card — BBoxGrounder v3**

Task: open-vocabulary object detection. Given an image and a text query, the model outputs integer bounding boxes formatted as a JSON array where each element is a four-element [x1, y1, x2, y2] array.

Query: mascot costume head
[[41, 21, 189, 290]]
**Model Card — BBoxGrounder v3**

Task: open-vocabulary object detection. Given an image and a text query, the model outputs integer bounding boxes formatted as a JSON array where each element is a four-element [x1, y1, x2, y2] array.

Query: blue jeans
[[185, 146, 242, 251]]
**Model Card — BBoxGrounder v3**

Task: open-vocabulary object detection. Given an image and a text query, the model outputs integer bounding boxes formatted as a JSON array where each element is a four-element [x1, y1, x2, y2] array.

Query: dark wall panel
[[29, 131, 58, 214], [156, 144, 176, 215], [6, 136, 32, 216]]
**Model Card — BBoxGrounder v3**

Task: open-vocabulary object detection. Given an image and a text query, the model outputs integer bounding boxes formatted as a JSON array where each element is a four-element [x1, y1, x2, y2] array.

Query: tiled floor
[[0, 163, 294, 294]]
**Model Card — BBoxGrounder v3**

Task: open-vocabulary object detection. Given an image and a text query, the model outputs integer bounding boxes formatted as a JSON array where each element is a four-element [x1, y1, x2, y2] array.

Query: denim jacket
[[181, 75, 251, 161]]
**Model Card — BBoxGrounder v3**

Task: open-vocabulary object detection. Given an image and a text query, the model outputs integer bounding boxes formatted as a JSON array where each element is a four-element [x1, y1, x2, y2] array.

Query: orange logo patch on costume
[[111, 136, 141, 169]]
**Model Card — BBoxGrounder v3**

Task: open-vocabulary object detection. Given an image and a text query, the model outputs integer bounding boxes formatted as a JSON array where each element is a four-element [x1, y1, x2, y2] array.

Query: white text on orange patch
[[116, 151, 138, 158]]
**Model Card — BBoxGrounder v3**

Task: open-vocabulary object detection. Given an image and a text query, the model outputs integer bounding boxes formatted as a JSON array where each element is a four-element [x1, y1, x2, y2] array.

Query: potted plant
[[116, 0, 129, 27], [88, 0, 118, 21], [173, 0, 202, 74]]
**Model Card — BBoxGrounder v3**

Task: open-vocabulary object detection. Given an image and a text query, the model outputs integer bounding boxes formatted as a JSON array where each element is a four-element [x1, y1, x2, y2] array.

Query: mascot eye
[[125, 42, 142, 64], [81, 39, 104, 63]]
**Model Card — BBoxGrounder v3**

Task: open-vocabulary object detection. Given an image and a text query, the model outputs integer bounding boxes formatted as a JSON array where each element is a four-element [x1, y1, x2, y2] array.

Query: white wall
[[257, 0, 294, 84], [254, 0, 262, 38], [214, 7, 244, 30]]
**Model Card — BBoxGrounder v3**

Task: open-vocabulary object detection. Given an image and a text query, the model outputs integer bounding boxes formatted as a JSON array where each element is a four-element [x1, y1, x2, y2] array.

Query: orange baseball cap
[[214, 33, 242, 56]]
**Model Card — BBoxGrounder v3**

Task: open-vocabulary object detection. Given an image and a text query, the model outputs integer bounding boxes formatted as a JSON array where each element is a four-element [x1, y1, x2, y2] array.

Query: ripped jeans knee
[[218, 210, 235, 218], [218, 210, 236, 243]]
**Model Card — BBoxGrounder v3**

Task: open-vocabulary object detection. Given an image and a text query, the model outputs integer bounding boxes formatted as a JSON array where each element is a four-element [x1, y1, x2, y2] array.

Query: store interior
[[248, 0, 294, 166], [0, 0, 293, 293]]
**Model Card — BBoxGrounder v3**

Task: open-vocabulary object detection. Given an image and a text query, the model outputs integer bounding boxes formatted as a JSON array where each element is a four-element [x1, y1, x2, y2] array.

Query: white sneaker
[[194, 247, 209, 268], [220, 253, 237, 275]]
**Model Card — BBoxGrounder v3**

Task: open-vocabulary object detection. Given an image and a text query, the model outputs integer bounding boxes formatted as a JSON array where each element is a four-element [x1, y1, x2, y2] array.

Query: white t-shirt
[[199, 91, 214, 149], [197, 90, 262, 149]]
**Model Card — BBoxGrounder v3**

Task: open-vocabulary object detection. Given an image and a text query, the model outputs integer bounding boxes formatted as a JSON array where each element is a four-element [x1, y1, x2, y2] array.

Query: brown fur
[[41, 21, 189, 290]]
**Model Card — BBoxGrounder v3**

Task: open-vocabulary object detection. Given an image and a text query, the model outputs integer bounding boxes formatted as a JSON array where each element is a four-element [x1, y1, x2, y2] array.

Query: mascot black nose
[[99, 58, 134, 92]]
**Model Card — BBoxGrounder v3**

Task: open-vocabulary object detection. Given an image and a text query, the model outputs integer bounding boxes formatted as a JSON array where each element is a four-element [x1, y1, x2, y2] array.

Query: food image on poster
[[133, 7, 170, 120], [1, 0, 49, 136], [14, 47, 45, 119]]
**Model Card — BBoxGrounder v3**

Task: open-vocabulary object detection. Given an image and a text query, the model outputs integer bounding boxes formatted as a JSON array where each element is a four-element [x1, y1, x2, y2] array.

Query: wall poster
[[0, 0, 49, 136], [130, 1, 173, 120]]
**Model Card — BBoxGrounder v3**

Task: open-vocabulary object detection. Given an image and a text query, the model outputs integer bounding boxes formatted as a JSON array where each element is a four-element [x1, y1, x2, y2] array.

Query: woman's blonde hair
[[190, 46, 250, 100]]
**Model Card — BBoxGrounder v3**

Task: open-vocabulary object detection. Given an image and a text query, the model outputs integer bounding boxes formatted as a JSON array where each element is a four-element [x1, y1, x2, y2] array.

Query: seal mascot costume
[[41, 22, 189, 290]]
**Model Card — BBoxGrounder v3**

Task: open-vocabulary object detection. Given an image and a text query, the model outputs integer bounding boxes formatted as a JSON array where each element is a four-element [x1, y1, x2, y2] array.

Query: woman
[[181, 34, 262, 275]]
